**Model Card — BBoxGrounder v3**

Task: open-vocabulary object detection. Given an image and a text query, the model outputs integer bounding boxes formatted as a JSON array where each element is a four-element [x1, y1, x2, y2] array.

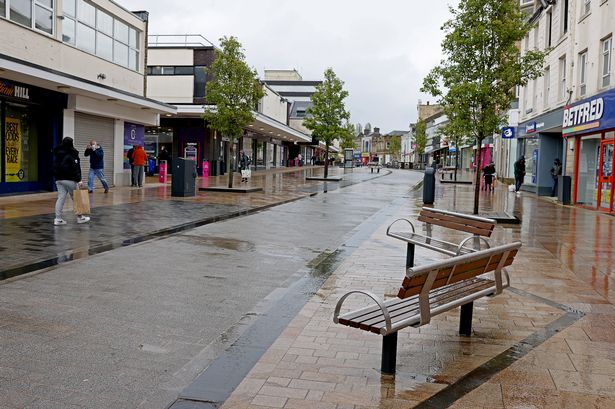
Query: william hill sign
[[0, 81, 30, 100]]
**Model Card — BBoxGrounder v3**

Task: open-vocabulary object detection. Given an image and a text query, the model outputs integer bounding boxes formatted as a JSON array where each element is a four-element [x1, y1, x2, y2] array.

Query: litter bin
[[147, 157, 156, 176], [423, 167, 436, 204], [171, 158, 197, 197], [558, 175, 572, 205]]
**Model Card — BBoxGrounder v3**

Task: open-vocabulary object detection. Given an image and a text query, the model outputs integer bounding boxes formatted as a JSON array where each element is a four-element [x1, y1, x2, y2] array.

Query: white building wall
[[147, 48, 193, 66], [261, 86, 289, 124], [147, 76, 194, 103]]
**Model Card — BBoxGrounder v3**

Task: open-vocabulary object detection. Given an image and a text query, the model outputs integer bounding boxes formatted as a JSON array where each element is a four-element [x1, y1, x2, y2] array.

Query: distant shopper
[[52, 137, 90, 225], [240, 150, 250, 182], [482, 162, 496, 192], [298, 153, 302, 167], [514, 156, 526, 194], [131, 145, 147, 188], [550, 158, 562, 197], [158, 146, 170, 162], [127, 145, 136, 186], [311, 155, 316, 165], [84, 140, 109, 193]]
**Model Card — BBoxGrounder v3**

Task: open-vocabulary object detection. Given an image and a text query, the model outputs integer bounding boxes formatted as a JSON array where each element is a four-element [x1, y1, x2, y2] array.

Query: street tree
[[340, 121, 356, 150], [203, 36, 264, 188], [388, 135, 401, 161], [414, 118, 427, 167], [304, 68, 350, 179], [421, 0, 545, 214]]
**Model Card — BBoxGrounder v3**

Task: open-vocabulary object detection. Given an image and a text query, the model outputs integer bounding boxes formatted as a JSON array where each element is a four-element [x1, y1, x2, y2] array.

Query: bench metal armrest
[[386, 218, 416, 235], [455, 236, 492, 255], [333, 290, 392, 335]]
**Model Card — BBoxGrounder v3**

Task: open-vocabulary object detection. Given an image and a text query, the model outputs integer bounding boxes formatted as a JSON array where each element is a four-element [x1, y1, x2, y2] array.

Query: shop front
[[0, 79, 66, 195], [517, 109, 564, 195], [564, 89, 615, 213]]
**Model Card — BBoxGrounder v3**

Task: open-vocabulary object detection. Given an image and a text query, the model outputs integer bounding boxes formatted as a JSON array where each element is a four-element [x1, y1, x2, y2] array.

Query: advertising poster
[[123, 122, 144, 169], [5, 117, 22, 182]]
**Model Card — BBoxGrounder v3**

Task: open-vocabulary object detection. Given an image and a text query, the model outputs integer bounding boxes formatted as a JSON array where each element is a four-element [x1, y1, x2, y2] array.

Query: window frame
[[543, 66, 550, 111], [60, 0, 141, 72], [579, 50, 588, 96], [1, 0, 55, 36], [601, 36, 612, 88], [559, 55, 567, 101]]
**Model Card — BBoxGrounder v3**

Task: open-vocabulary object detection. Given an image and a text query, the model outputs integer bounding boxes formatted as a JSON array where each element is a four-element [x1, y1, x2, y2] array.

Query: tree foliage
[[339, 121, 356, 150], [304, 68, 350, 178], [203, 36, 264, 188], [414, 118, 427, 157], [421, 0, 545, 213], [388, 136, 401, 159]]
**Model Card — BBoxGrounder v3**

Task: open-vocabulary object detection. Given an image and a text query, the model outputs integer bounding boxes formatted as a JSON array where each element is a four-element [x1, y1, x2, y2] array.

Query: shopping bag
[[241, 169, 251, 179], [73, 188, 91, 215]]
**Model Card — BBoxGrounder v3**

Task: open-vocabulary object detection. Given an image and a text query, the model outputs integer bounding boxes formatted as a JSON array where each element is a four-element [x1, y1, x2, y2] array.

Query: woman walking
[[53, 137, 90, 225]]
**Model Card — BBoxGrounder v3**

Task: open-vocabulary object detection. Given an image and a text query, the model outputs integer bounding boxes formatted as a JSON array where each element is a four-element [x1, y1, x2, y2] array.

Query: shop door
[[599, 140, 614, 211], [74, 113, 115, 185]]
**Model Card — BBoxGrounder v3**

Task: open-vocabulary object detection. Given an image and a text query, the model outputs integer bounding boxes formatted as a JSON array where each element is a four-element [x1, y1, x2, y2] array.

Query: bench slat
[[387, 231, 474, 256], [420, 210, 496, 232], [360, 279, 493, 332], [337, 279, 481, 326], [338, 278, 494, 334], [418, 215, 493, 237], [398, 255, 514, 299]]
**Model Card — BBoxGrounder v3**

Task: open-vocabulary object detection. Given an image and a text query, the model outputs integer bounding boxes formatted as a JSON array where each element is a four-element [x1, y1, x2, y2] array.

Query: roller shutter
[[74, 113, 115, 185]]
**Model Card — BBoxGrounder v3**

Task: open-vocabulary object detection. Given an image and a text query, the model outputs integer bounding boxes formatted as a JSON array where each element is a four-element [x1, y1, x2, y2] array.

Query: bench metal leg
[[381, 332, 398, 375], [459, 302, 474, 336], [406, 243, 415, 269]]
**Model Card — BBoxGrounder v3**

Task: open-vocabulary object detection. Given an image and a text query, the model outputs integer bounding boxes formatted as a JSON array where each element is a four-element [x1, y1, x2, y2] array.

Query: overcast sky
[[122, 0, 457, 133]]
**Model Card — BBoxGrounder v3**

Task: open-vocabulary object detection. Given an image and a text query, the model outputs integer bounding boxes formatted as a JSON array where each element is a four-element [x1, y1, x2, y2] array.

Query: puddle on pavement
[[175, 235, 255, 252]]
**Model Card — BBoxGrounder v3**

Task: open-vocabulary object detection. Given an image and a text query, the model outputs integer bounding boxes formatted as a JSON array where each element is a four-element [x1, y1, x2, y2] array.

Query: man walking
[[127, 145, 136, 186], [84, 140, 109, 193], [550, 158, 562, 197], [53, 137, 90, 225], [514, 155, 526, 194], [131, 145, 147, 188]]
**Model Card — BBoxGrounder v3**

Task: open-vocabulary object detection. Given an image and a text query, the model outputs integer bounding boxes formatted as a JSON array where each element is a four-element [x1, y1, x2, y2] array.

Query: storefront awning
[[0, 54, 176, 120], [173, 105, 312, 144]]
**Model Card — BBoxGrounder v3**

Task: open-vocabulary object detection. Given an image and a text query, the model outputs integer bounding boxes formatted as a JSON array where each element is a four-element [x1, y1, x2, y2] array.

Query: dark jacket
[[127, 148, 135, 165], [240, 154, 250, 170], [551, 163, 562, 178], [84, 146, 105, 169], [514, 159, 526, 177], [483, 164, 496, 183], [53, 138, 81, 182]]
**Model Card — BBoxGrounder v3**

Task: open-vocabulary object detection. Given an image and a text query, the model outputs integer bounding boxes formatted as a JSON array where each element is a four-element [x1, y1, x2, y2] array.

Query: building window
[[194, 66, 207, 98], [582, 0, 591, 16], [532, 78, 537, 111], [602, 36, 612, 88], [561, 0, 569, 35], [147, 66, 195, 76], [533, 26, 539, 50], [579, 51, 588, 96], [546, 10, 552, 48], [543, 66, 550, 110], [3, 0, 54, 34], [62, 0, 141, 71], [559, 55, 567, 101]]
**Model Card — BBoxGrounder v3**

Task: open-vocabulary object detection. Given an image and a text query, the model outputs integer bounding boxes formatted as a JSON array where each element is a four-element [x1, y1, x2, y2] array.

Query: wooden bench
[[438, 166, 457, 180], [333, 241, 521, 374], [368, 162, 382, 173], [386, 208, 497, 268]]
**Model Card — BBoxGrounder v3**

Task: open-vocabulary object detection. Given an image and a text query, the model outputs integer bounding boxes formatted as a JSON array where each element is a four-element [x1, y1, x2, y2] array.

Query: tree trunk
[[324, 142, 329, 179], [454, 149, 459, 181], [227, 141, 233, 189], [473, 138, 483, 215]]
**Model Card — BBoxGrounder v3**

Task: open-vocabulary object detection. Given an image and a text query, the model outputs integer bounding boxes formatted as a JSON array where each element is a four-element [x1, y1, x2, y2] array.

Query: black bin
[[558, 175, 572, 205], [171, 158, 197, 197], [423, 167, 436, 204]]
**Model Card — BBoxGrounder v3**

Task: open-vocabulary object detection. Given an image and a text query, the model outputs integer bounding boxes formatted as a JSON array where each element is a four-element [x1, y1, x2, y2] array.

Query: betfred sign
[[563, 97, 604, 131], [562, 89, 615, 136]]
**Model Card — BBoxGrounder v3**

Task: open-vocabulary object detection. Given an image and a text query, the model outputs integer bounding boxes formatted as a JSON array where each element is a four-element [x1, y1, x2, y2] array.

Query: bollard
[[423, 167, 436, 204], [159, 160, 168, 183], [202, 160, 209, 177]]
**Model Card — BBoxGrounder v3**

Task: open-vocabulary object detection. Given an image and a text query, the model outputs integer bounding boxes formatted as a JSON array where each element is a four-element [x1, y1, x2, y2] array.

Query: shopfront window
[[4, 103, 38, 183], [577, 135, 601, 207], [523, 138, 539, 185], [600, 141, 613, 208]]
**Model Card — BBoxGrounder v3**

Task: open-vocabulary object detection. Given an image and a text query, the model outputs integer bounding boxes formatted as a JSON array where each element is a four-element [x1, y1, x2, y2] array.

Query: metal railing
[[148, 34, 216, 48]]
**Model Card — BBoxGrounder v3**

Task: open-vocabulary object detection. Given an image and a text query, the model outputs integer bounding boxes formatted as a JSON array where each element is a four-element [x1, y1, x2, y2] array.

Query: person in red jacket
[[131, 145, 147, 188]]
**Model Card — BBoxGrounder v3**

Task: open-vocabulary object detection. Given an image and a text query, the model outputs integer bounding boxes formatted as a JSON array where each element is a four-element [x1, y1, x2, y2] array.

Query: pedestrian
[[482, 162, 496, 192], [239, 150, 251, 182], [127, 145, 136, 186], [550, 158, 562, 197], [298, 153, 303, 167], [514, 155, 526, 194], [311, 155, 316, 166], [131, 145, 147, 188], [84, 140, 109, 193], [52, 137, 90, 225]]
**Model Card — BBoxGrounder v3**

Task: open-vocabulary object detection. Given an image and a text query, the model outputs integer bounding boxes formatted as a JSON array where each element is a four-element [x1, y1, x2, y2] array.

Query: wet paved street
[[2, 169, 615, 408]]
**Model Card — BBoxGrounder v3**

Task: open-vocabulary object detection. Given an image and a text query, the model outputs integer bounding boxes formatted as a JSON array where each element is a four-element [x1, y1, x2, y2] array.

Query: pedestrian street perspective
[[3, 0, 615, 408]]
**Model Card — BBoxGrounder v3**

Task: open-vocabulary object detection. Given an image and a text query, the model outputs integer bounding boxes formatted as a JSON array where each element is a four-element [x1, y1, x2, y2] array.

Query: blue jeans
[[515, 175, 523, 192], [88, 168, 109, 192]]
